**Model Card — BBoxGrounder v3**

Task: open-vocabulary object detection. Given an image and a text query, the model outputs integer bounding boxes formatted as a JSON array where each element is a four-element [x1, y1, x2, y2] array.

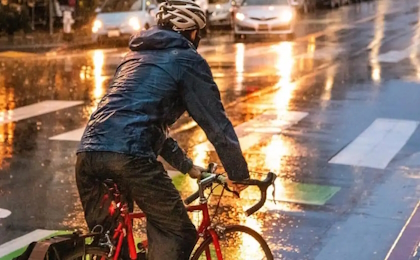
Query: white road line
[[329, 118, 419, 169], [49, 127, 85, 141], [0, 100, 83, 125], [198, 46, 218, 54], [299, 19, 342, 24], [0, 229, 56, 258], [195, 111, 308, 152], [374, 40, 420, 63], [49, 111, 308, 144], [375, 49, 412, 63], [297, 47, 344, 60], [0, 208, 11, 219]]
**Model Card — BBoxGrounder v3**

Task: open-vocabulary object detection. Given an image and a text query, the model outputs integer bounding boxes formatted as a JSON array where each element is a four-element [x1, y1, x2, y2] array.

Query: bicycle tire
[[62, 246, 112, 260], [191, 225, 273, 260]]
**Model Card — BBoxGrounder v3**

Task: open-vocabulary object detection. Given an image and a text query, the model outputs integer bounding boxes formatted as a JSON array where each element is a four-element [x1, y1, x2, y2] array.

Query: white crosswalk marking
[[49, 127, 85, 141], [0, 230, 57, 258], [374, 41, 420, 63], [48, 111, 309, 145], [375, 49, 412, 63], [195, 111, 308, 152], [329, 118, 420, 169], [0, 100, 83, 125], [0, 209, 11, 219]]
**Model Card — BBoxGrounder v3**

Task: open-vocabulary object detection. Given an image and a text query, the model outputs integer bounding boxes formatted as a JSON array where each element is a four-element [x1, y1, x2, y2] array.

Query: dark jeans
[[75, 152, 197, 260]]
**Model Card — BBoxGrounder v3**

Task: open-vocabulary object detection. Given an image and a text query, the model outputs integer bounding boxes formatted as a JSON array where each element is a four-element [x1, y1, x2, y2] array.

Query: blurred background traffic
[[0, 0, 373, 45]]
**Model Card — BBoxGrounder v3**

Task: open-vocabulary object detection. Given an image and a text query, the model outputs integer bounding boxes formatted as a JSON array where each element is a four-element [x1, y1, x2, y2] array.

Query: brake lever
[[224, 184, 240, 198]]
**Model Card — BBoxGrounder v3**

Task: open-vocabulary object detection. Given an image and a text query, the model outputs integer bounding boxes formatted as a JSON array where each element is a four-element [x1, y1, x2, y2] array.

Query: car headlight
[[235, 12, 245, 21], [92, 20, 102, 33], [129, 17, 141, 31], [279, 10, 293, 23]]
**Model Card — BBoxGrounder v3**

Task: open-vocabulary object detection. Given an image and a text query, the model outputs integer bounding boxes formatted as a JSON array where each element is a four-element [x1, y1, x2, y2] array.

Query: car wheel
[[234, 33, 243, 43], [287, 32, 295, 40], [97, 36, 105, 46]]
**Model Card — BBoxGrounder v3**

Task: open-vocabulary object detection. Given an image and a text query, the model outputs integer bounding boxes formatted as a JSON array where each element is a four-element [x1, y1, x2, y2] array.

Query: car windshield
[[242, 0, 288, 6], [101, 0, 143, 12], [209, 0, 229, 4]]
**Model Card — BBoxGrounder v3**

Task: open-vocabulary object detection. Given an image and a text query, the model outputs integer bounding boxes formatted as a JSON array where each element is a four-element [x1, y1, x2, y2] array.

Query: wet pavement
[[1, 0, 420, 259]]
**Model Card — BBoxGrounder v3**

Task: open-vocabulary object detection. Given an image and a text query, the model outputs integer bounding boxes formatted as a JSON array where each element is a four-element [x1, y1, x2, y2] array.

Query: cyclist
[[76, 0, 249, 259]]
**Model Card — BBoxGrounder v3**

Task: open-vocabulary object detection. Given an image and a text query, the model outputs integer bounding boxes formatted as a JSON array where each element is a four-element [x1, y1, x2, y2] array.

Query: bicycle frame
[[111, 201, 223, 260]]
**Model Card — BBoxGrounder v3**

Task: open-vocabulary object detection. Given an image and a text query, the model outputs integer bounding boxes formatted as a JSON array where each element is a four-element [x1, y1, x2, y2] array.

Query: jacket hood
[[129, 26, 194, 51]]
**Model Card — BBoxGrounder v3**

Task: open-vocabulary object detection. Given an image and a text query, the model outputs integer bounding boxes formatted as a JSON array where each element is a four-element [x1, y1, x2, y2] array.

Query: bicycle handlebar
[[234, 172, 276, 216], [183, 173, 226, 205], [184, 190, 200, 205], [183, 165, 277, 216]]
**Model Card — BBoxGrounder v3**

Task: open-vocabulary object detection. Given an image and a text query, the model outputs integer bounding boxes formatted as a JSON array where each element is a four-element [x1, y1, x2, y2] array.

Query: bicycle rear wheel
[[62, 246, 112, 260], [191, 225, 273, 260]]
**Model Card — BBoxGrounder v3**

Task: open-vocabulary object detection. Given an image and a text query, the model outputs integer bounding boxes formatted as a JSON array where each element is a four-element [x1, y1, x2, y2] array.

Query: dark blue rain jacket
[[77, 27, 249, 181]]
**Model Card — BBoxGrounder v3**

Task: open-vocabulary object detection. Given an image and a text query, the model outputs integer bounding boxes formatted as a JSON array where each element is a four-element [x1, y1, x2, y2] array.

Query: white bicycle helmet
[[156, 0, 206, 31]]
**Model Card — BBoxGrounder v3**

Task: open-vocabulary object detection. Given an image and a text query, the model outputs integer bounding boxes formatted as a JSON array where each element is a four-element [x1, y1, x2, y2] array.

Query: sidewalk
[[0, 26, 93, 52]]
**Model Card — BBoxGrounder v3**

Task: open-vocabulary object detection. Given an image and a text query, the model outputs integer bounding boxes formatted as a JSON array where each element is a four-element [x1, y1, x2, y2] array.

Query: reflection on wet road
[[2, 0, 420, 259]]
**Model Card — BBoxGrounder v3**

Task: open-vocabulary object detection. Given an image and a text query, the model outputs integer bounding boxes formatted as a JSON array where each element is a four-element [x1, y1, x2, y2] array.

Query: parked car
[[91, 0, 157, 43], [289, 0, 316, 13], [321, 0, 351, 8], [233, 0, 296, 40], [291, 0, 352, 12], [207, 0, 233, 28]]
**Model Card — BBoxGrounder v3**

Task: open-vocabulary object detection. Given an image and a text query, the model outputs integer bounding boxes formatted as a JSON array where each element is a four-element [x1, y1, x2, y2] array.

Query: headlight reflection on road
[[235, 43, 245, 92], [84, 50, 106, 115], [237, 42, 299, 225], [320, 65, 337, 109], [410, 6, 420, 79], [93, 50, 105, 100], [0, 75, 15, 171], [238, 41, 301, 214], [369, 0, 389, 83], [272, 42, 296, 115]]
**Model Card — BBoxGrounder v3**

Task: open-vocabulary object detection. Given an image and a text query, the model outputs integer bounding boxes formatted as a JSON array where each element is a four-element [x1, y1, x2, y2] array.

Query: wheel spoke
[[192, 225, 272, 260]]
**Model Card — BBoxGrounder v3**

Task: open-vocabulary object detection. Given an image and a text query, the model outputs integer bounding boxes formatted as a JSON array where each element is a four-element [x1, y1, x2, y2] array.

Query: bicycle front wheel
[[191, 225, 273, 260]]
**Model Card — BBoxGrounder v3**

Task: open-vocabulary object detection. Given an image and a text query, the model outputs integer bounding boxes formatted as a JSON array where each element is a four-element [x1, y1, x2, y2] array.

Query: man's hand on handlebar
[[184, 164, 276, 216], [227, 179, 248, 196], [188, 165, 206, 179]]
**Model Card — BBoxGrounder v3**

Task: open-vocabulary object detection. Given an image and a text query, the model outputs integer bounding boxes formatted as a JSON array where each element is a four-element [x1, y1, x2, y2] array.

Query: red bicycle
[[64, 163, 276, 260]]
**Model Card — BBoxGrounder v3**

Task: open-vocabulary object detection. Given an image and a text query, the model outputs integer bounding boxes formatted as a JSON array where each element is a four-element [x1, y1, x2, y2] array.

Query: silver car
[[233, 0, 295, 40], [92, 0, 157, 42], [207, 0, 234, 28]]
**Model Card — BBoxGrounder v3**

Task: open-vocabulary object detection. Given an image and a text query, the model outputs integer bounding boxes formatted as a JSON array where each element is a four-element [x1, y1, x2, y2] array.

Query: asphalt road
[[1, 0, 420, 259]]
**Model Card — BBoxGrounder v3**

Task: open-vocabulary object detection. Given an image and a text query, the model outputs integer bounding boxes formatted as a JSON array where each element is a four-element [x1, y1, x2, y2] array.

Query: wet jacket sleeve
[[178, 58, 250, 181], [159, 137, 193, 174]]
